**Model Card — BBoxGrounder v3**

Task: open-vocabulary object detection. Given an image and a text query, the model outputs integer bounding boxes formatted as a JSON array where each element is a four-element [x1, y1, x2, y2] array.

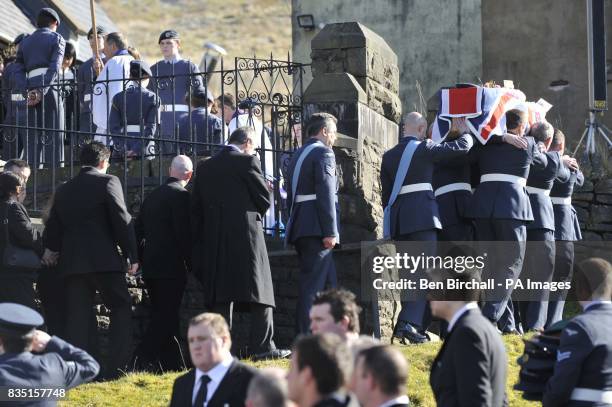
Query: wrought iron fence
[[0, 55, 308, 236]]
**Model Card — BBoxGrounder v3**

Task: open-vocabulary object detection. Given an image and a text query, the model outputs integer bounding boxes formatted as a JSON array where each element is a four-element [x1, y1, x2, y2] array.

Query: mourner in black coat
[[43, 142, 138, 380], [134, 155, 193, 371], [429, 268, 508, 407], [191, 127, 286, 358], [0, 172, 43, 309], [169, 313, 256, 407]]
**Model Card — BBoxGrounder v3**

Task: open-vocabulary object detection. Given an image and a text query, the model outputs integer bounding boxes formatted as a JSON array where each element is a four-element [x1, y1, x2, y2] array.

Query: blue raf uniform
[[148, 30, 200, 155], [0, 303, 100, 406], [177, 87, 224, 156], [76, 26, 108, 136], [13, 8, 65, 167], [467, 136, 547, 333], [519, 150, 571, 331], [543, 301, 612, 407], [286, 137, 339, 334], [432, 145, 474, 241], [108, 60, 160, 156], [546, 168, 584, 327], [1, 34, 29, 160], [381, 133, 474, 342]]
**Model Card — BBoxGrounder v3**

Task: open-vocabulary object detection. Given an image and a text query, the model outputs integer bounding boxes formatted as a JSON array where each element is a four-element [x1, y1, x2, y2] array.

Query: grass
[[60, 335, 538, 407], [98, 0, 293, 67]]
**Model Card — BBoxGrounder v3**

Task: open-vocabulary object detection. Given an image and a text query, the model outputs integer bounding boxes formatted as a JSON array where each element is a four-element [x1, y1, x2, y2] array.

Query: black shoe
[[392, 321, 429, 345], [251, 349, 292, 361]]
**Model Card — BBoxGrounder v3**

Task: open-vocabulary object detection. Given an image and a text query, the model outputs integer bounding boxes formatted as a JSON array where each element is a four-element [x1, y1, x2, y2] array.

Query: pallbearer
[[545, 129, 584, 328], [148, 30, 200, 155]]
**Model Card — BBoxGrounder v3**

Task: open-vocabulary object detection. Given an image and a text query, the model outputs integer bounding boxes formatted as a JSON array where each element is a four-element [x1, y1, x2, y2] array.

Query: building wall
[[292, 0, 483, 115], [482, 0, 612, 153]]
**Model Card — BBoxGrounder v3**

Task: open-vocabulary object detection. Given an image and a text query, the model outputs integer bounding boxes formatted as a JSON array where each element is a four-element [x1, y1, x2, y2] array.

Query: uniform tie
[[193, 374, 212, 407]]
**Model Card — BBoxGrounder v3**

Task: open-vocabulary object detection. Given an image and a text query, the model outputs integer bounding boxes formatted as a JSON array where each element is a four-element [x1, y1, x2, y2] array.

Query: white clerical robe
[[229, 113, 278, 232], [92, 53, 133, 143]]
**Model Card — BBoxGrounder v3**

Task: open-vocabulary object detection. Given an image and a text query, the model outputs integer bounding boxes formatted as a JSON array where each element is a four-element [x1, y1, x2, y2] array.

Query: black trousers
[[64, 272, 132, 380], [134, 277, 186, 371], [212, 302, 276, 356], [0, 274, 36, 309]]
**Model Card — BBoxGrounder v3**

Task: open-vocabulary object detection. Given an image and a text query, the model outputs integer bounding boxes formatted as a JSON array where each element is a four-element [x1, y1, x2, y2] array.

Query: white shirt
[[226, 144, 242, 153], [379, 395, 410, 407], [447, 302, 478, 332], [192, 354, 234, 406], [583, 300, 612, 312], [92, 53, 134, 133]]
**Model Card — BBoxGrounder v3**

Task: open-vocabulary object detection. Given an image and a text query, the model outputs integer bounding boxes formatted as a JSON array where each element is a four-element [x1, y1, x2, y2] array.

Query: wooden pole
[[89, 0, 98, 57]]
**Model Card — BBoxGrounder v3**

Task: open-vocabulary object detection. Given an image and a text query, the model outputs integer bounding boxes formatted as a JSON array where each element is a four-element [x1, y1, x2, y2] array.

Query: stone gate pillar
[[303, 22, 401, 242]]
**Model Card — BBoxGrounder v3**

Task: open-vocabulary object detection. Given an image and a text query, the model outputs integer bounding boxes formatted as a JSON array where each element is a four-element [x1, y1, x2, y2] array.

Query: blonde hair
[[189, 313, 230, 339]]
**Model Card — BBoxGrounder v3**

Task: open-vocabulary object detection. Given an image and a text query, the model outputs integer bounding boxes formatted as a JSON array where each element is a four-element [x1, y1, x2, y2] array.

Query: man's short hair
[[551, 128, 565, 149], [575, 257, 612, 300], [105, 32, 128, 50], [36, 11, 58, 28], [530, 121, 554, 143], [505, 109, 527, 131], [217, 93, 236, 110], [189, 313, 230, 339], [357, 345, 408, 397], [306, 113, 337, 138], [80, 141, 111, 167], [313, 289, 361, 333], [246, 370, 288, 407], [4, 159, 29, 174], [228, 127, 255, 145], [293, 333, 351, 396], [0, 331, 34, 353]]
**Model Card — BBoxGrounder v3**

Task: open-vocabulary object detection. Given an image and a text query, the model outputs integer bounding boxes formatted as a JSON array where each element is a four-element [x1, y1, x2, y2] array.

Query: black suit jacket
[[0, 199, 43, 259], [135, 177, 191, 279], [169, 359, 256, 407], [430, 308, 508, 407], [44, 167, 137, 275]]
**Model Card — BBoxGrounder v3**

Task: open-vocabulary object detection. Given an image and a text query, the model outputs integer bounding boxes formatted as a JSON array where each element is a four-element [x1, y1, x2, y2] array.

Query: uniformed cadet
[[518, 121, 574, 332], [177, 87, 224, 156], [381, 113, 474, 344], [285, 112, 340, 335], [545, 128, 584, 328], [0, 303, 100, 405], [76, 26, 107, 137], [148, 30, 200, 155], [467, 109, 547, 334], [543, 258, 612, 407], [1, 34, 28, 160], [13, 8, 66, 168], [108, 60, 159, 158]]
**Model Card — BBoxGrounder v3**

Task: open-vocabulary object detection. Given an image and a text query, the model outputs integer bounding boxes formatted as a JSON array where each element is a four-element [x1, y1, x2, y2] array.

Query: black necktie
[[193, 375, 211, 407]]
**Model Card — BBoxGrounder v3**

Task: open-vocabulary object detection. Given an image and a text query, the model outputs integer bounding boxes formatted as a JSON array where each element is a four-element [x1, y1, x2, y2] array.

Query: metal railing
[[0, 56, 308, 236]]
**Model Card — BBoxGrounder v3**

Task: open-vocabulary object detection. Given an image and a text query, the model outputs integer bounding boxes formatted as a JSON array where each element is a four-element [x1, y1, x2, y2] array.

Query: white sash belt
[[123, 125, 142, 133], [295, 194, 338, 203], [480, 173, 527, 186], [398, 183, 433, 195], [526, 186, 551, 196], [295, 194, 316, 203], [551, 196, 572, 205], [161, 104, 189, 112], [11, 94, 25, 102], [434, 182, 472, 197], [571, 388, 612, 403], [27, 67, 48, 78]]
